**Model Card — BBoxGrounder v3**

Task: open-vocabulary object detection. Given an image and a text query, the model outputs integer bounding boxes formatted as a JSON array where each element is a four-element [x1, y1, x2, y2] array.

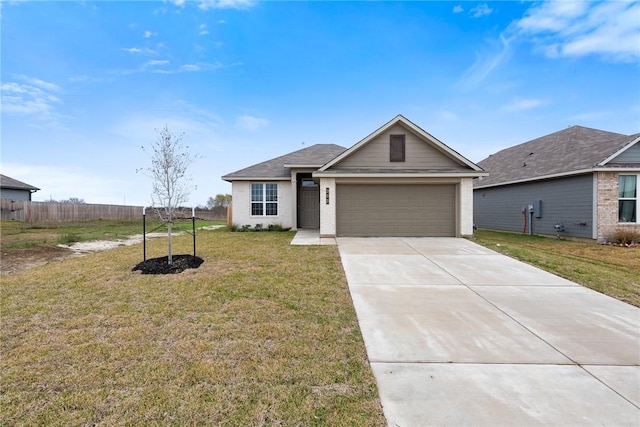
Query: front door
[[299, 180, 320, 228]]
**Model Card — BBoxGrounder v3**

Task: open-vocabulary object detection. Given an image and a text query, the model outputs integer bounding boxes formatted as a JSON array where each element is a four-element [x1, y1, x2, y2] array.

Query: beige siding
[[335, 124, 464, 170], [336, 184, 456, 237]]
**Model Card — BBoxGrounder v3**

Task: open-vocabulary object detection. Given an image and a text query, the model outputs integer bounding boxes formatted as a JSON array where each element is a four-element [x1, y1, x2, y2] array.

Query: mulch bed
[[132, 255, 204, 274]]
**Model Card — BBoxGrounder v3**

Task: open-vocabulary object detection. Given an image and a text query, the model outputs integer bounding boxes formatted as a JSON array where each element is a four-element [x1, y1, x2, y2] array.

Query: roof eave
[[314, 171, 488, 179], [222, 176, 291, 182], [474, 169, 597, 189], [283, 164, 323, 169]]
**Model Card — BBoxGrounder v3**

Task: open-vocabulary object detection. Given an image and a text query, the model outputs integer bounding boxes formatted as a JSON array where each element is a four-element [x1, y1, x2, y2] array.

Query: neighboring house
[[223, 115, 486, 237], [473, 126, 640, 242], [0, 174, 40, 201]]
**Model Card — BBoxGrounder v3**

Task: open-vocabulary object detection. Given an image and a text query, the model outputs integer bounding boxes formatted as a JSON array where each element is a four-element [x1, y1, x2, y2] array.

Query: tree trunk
[[167, 221, 173, 265]]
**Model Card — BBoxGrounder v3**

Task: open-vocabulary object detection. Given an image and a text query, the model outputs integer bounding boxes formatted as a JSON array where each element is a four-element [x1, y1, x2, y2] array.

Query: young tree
[[140, 125, 199, 265]]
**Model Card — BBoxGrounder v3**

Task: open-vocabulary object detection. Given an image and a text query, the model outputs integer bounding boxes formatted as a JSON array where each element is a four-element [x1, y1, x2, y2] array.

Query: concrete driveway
[[337, 237, 640, 426]]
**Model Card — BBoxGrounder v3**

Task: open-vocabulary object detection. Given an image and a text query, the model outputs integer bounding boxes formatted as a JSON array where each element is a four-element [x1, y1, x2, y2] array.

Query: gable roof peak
[[318, 114, 483, 172]]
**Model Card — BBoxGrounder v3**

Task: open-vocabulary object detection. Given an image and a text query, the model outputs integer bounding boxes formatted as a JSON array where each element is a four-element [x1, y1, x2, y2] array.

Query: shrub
[[610, 227, 640, 245], [253, 223, 263, 232], [267, 224, 283, 232]]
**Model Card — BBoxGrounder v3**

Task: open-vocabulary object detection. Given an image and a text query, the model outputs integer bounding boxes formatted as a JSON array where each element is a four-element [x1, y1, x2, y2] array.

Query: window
[[619, 175, 637, 222], [390, 135, 405, 162], [251, 183, 278, 216]]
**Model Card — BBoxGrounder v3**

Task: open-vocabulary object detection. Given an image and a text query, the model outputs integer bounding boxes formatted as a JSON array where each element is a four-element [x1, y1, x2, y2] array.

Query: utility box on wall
[[533, 200, 542, 218]]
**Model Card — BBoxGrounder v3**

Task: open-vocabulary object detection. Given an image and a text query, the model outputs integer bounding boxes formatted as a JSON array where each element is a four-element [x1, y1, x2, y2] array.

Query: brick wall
[[596, 172, 640, 242]]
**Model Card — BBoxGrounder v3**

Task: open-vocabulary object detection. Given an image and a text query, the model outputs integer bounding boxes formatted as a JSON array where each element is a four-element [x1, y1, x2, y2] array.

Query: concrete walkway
[[337, 237, 640, 426], [290, 229, 336, 246]]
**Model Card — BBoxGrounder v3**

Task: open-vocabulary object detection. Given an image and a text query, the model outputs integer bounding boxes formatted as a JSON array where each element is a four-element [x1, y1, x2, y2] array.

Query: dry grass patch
[[471, 230, 640, 307], [1, 230, 385, 426]]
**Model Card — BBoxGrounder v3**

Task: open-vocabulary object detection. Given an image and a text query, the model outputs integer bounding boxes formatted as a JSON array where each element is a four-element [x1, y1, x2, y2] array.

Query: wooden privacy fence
[[0, 200, 227, 223], [0, 200, 144, 222]]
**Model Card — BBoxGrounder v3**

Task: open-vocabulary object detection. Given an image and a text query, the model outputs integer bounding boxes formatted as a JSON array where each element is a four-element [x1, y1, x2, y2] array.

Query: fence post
[[142, 207, 146, 262], [192, 207, 196, 258]]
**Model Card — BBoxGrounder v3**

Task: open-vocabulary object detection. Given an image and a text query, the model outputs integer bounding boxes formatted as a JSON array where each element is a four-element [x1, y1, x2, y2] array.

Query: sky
[[1, 0, 639, 207]]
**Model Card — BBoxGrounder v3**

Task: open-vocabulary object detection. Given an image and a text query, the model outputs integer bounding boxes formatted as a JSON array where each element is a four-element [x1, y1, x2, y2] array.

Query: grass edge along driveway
[[471, 229, 640, 307], [1, 230, 386, 426]]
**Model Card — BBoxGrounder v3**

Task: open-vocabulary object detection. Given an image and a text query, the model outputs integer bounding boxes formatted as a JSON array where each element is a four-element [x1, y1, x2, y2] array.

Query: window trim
[[390, 134, 406, 162], [251, 182, 278, 217], [618, 174, 638, 223]]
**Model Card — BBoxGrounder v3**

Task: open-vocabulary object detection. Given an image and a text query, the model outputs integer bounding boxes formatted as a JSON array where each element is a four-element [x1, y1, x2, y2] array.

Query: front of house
[[223, 115, 486, 237]]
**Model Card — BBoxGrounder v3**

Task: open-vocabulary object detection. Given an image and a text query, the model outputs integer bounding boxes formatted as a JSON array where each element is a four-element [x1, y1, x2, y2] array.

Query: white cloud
[[198, 0, 255, 10], [236, 115, 269, 131], [456, 34, 511, 90], [143, 30, 157, 38], [199, 23, 208, 35], [470, 3, 492, 18], [122, 47, 157, 55], [513, 0, 640, 63], [145, 59, 170, 67], [502, 98, 549, 113], [179, 62, 223, 72], [452, 5, 464, 14], [0, 76, 65, 126]]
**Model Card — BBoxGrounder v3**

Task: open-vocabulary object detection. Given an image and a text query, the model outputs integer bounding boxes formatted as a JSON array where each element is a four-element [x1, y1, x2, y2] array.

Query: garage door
[[336, 184, 456, 237]]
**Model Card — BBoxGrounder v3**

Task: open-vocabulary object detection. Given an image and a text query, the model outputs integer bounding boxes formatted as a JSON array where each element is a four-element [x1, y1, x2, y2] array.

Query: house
[[473, 126, 640, 242], [0, 174, 40, 201], [222, 115, 487, 237]]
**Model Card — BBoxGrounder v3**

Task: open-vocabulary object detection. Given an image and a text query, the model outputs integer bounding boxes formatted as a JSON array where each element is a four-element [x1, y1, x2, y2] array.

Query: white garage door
[[336, 184, 456, 237]]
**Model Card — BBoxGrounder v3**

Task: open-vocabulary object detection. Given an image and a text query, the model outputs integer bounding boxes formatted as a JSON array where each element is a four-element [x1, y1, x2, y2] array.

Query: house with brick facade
[[473, 126, 640, 242]]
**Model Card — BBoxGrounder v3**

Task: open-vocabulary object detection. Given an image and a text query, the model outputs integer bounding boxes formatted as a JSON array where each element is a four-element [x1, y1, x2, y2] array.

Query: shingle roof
[[474, 126, 638, 188], [222, 144, 347, 180], [0, 174, 40, 191]]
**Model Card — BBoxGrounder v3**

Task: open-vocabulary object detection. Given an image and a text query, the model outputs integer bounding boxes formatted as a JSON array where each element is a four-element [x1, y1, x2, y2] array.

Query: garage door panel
[[336, 184, 455, 237]]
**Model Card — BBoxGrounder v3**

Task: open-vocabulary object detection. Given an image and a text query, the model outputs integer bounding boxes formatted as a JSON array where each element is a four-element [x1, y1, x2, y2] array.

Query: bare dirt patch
[[1, 246, 73, 275], [1, 233, 167, 275]]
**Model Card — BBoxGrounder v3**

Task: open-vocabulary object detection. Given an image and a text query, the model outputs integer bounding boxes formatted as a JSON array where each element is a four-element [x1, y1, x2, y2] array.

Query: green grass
[[471, 229, 640, 307], [0, 219, 224, 254], [1, 230, 385, 426]]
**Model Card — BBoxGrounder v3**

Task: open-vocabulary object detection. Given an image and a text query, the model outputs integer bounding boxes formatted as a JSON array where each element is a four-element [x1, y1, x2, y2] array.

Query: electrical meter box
[[533, 200, 542, 218]]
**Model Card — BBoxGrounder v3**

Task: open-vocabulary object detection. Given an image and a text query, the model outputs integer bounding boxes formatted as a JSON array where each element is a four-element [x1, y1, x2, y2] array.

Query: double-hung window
[[619, 175, 637, 223], [251, 183, 278, 216]]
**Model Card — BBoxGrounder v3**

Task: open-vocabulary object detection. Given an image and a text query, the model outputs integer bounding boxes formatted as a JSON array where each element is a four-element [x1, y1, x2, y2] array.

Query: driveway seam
[[400, 238, 581, 365]]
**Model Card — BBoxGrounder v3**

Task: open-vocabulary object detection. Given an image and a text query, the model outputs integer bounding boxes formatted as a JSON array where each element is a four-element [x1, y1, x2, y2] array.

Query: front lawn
[[471, 229, 640, 307], [1, 230, 385, 426]]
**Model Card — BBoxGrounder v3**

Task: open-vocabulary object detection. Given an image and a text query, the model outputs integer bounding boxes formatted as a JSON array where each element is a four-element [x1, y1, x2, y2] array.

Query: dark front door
[[300, 181, 320, 228]]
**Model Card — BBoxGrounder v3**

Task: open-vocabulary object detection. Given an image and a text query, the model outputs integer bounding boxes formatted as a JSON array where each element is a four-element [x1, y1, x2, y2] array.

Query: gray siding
[[0, 188, 32, 201], [612, 142, 640, 163], [336, 124, 464, 170], [474, 174, 594, 239]]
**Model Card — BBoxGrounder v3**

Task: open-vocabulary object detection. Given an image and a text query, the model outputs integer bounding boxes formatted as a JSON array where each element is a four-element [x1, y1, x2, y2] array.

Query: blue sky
[[2, 0, 639, 207]]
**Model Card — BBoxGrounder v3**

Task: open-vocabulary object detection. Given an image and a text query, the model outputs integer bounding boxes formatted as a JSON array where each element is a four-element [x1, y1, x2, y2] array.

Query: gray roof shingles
[[0, 174, 40, 191], [475, 126, 638, 188], [222, 144, 347, 180]]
